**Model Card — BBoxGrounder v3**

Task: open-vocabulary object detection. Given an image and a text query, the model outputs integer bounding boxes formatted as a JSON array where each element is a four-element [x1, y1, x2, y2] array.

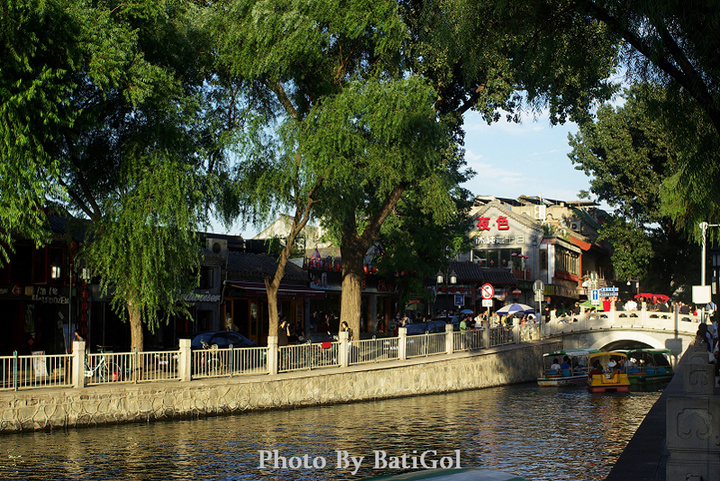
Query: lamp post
[[700, 222, 720, 286], [436, 267, 457, 314]]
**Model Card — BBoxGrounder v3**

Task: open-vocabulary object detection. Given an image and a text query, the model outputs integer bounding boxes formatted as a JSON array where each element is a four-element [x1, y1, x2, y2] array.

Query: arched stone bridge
[[540, 308, 701, 359]]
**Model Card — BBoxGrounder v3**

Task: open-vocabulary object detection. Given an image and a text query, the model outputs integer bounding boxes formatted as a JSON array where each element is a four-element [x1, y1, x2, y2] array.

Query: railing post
[[178, 339, 192, 382], [12, 350, 18, 391], [267, 336, 278, 375], [72, 340, 86, 388], [133, 347, 139, 383], [483, 321, 491, 348], [445, 323, 454, 354], [513, 318, 520, 344], [398, 327, 407, 361], [666, 344, 720, 480], [338, 331, 350, 367]]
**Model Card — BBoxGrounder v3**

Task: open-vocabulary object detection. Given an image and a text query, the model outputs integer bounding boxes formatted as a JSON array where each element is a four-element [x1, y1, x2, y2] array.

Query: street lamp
[[700, 222, 720, 285], [436, 268, 457, 313]]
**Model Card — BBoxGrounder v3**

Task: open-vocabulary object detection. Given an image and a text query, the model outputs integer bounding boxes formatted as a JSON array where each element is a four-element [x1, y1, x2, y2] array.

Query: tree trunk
[[264, 174, 322, 344], [127, 299, 143, 353], [338, 185, 407, 339], [339, 239, 365, 340]]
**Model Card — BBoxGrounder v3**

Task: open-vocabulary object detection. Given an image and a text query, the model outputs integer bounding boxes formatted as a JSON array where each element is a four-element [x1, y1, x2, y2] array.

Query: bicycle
[[198, 341, 227, 376], [84, 346, 122, 382]]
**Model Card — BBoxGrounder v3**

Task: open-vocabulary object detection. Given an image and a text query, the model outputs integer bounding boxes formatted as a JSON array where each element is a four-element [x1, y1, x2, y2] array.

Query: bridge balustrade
[[545, 307, 700, 339]]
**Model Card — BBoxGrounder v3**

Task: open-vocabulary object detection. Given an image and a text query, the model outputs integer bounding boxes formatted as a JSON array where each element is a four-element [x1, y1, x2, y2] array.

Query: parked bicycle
[[198, 341, 227, 376], [84, 346, 123, 382]]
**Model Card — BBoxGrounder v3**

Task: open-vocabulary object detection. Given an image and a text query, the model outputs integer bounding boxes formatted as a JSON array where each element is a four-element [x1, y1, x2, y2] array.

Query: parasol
[[496, 303, 536, 316]]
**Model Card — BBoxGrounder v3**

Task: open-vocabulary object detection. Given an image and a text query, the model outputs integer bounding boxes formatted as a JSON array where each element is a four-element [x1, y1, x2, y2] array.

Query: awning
[[225, 281, 326, 299]]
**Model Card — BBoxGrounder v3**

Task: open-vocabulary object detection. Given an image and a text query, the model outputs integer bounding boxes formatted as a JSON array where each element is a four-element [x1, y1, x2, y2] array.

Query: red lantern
[[82, 301, 88, 311], [364, 265, 368, 273], [81, 289, 89, 299]]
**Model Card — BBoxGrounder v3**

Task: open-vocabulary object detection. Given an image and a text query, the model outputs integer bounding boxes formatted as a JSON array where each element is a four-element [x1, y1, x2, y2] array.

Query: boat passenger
[[560, 356, 571, 370], [607, 358, 617, 371], [550, 358, 561, 371], [589, 361, 603, 377], [613, 358, 625, 374]]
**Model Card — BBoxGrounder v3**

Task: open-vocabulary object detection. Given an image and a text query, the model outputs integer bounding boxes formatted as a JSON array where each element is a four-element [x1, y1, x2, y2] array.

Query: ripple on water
[[0, 383, 662, 481]]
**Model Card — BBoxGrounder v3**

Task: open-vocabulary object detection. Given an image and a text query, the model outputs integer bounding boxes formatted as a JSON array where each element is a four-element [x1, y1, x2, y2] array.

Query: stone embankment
[[0, 341, 559, 433]]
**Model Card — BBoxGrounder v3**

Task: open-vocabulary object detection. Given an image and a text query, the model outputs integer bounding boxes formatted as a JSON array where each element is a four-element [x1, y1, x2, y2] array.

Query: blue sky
[[461, 110, 591, 202], [214, 110, 594, 238]]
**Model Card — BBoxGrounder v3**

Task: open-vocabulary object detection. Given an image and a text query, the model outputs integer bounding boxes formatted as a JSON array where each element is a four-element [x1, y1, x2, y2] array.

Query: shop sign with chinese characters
[[472, 215, 525, 246]]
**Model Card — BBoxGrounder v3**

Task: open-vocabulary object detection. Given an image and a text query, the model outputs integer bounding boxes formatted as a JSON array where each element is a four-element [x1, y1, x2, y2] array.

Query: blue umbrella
[[496, 303, 535, 316]]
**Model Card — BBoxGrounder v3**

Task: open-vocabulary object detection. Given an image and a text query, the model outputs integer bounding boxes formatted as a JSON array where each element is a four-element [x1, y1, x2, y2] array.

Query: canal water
[[1, 383, 663, 481]]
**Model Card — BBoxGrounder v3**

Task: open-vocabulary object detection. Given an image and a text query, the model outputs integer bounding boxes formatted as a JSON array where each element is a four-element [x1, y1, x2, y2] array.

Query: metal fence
[[489, 326, 515, 346], [406, 333, 447, 358], [0, 351, 73, 391], [278, 342, 340, 373], [1, 325, 530, 391], [192, 346, 268, 379], [349, 337, 399, 364], [452, 329, 485, 352]]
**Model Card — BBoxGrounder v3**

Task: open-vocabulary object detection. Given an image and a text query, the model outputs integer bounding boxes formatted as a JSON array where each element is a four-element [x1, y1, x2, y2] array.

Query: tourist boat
[[586, 351, 631, 393], [623, 348, 674, 385], [536, 349, 596, 387]]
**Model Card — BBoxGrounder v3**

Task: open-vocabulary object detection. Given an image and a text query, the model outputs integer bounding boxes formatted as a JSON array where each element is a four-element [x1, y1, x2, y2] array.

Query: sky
[[461, 110, 591, 202], [214, 110, 594, 239]]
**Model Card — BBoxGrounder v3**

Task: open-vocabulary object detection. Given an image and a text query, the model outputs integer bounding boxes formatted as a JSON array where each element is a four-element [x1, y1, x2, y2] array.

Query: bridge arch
[[585, 331, 668, 351]]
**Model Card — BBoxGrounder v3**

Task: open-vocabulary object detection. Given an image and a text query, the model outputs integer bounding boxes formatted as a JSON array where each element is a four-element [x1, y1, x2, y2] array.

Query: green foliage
[[83, 157, 202, 332], [1, 0, 221, 345], [569, 84, 702, 293]]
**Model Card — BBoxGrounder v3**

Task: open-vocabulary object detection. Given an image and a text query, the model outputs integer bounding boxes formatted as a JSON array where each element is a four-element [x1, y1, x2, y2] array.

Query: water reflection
[[0, 383, 662, 481]]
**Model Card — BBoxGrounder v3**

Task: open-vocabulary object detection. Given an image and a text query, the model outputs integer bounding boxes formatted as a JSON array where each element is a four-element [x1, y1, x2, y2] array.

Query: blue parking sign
[[454, 294, 464, 306]]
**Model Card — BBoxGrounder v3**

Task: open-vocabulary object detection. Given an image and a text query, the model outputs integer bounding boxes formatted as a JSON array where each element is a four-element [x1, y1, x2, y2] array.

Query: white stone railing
[[665, 344, 720, 480], [544, 307, 700, 338], [1, 321, 540, 391]]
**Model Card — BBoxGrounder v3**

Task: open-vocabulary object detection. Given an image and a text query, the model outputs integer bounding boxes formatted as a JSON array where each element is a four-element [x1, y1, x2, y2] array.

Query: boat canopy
[[588, 351, 628, 360], [542, 349, 600, 358]]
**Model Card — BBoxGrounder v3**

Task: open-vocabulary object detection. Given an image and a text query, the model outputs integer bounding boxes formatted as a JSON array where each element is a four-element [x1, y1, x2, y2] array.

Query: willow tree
[[210, 0, 625, 338], [210, 0, 435, 339], [2, 0, 222, 352], [0, 0, 71, 262]]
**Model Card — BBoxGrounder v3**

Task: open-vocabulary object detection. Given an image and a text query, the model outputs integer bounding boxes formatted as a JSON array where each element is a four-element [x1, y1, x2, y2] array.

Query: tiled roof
[[226, 251, 307, 283], [449, 261, 517, 286]]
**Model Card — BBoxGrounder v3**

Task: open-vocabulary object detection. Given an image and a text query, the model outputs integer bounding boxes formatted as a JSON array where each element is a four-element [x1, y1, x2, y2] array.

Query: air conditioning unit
[[570, 222, 580, 231], [206, 238, 228, 256], [534, 205, 546, 222]]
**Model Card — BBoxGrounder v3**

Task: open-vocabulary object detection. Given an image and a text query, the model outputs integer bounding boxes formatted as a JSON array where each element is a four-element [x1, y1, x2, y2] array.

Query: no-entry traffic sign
[[480, 283, 494, 300]]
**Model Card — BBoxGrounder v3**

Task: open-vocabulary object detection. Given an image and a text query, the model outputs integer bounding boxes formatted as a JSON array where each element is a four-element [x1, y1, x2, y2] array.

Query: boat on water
[[586, 351, 631, 393], [536, 349, 596, 387], [623, 348, 674, 385]]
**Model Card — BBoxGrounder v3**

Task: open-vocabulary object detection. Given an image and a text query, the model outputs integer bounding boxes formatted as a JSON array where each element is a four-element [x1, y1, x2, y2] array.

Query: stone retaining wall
[[0, 341, 560, 433]]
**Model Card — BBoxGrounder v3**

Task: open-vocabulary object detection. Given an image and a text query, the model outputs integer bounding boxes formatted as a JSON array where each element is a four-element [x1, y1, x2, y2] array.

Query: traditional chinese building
[[461, 195, 614, 309]]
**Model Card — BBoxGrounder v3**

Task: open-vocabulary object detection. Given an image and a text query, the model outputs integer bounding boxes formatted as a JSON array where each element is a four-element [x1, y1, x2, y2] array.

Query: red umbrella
[[634, 293, 670, 302], [634, 293, 654, 299]]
